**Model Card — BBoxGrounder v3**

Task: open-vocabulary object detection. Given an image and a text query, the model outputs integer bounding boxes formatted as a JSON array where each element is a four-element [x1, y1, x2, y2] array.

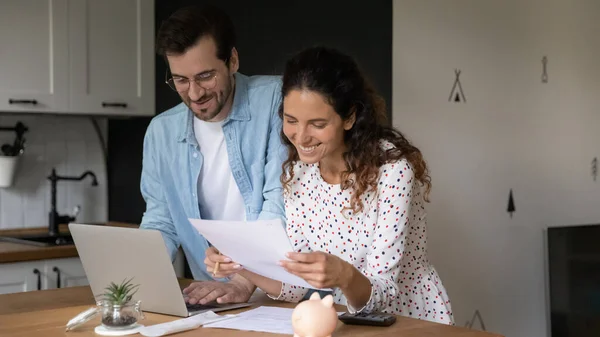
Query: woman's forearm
[[339, 263, 372, 310], [238, 269, 283, 298]]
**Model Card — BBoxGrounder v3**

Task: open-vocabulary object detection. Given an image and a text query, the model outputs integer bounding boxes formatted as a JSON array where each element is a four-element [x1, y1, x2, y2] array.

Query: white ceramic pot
[[0, 155, 20, 187]]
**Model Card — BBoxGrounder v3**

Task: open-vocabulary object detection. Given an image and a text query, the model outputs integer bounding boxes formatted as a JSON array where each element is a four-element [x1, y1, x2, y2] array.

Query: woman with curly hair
[[204, 46, 453, 325]]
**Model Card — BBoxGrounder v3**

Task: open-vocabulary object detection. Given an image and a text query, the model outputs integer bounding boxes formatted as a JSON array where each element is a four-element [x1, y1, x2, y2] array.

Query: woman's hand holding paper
[[279, 251, 354, 289]]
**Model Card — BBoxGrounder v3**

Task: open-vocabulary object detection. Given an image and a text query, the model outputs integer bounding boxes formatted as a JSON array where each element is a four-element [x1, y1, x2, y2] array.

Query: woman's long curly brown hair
[[279, 46, 431, 214]]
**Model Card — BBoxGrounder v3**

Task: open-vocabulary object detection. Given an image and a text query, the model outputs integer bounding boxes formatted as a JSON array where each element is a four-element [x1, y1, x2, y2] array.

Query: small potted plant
[[96, 278, 145, 330]]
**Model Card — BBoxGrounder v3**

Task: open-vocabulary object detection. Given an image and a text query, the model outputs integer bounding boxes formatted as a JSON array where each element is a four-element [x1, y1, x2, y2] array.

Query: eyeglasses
[[165, 70, 218, 93]]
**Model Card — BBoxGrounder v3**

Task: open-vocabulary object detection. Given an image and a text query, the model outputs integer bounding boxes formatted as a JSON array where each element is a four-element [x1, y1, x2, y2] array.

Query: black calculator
[[338, 312, 397, 326]]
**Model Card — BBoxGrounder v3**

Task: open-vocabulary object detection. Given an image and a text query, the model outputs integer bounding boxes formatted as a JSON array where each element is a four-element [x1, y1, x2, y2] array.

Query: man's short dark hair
[[156, 4, 236, 63]]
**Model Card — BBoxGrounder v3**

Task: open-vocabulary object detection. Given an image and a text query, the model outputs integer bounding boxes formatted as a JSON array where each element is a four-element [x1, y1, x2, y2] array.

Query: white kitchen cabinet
[[0, 257, 88, 295], [0, 260, 47, 294], [0, 0, 155, 116], [44, 257, 89, 289], [68, 0, 155, 116], [0, 0, 69, 114]]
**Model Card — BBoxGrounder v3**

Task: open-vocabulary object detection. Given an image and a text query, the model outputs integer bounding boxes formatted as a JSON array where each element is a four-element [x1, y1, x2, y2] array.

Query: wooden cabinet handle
[[102, 102, 127, 108], [33, 268, 41, 290], [53, 267, 61, 289], [9, 99, 38, 105]]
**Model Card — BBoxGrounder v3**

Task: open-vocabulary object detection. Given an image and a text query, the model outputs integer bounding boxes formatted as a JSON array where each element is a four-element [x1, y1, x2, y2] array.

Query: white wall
[[393, 0, 600, 336], [0, 115, 107, 229]]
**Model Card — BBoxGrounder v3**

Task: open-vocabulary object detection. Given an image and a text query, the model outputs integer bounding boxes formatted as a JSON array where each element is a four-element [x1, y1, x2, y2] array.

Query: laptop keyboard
[[185, 302, 220, 311]]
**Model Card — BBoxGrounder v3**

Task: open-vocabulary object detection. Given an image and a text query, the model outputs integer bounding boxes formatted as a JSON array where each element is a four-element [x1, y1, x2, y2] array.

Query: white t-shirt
[[193, 117, 246, 221]]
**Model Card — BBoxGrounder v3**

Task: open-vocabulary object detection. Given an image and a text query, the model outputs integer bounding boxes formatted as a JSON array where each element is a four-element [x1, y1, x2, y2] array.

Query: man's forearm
[[229, 274, 257, 295]]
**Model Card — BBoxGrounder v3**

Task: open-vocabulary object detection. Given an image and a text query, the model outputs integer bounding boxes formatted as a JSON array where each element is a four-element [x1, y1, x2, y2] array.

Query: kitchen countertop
[[0, 222, 138, 264], [0, 281, 504, 337]]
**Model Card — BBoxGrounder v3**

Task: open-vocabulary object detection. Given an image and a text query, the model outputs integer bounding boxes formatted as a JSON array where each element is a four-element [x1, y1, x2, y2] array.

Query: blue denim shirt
[[140, 73, 286, 280]]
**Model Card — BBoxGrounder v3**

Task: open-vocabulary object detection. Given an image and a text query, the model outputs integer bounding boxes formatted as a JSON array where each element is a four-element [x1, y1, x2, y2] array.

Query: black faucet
[[47, 168, 98, 236]]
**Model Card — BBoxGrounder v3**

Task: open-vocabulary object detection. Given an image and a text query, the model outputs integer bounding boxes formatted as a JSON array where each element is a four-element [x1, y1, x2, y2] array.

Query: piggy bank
[[291, 292, 338, 337]]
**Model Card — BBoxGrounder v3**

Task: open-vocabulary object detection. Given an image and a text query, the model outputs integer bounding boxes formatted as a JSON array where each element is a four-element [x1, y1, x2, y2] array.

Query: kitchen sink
[[0, 233, 75, 247]]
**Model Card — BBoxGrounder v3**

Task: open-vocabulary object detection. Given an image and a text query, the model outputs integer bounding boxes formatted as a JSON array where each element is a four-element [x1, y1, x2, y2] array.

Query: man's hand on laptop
[[182, 276, 254, 305]]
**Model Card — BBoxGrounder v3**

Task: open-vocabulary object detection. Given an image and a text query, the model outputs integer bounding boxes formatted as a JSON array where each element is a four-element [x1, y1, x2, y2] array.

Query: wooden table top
[[0, 283, 504, 337]]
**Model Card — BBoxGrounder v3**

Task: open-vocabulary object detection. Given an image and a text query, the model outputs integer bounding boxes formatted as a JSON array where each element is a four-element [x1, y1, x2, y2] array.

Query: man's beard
[[191, 92, 223, 121], [189, 79, 233, 121]]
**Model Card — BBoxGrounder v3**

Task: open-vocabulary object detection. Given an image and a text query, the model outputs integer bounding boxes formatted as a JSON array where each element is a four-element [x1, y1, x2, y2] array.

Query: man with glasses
[[140, 5, 285, 306]]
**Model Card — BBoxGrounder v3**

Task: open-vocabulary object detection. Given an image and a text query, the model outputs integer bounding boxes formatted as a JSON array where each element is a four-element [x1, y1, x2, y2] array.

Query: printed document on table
[[203, 306, 346, 335], [139, 311, 236, 337], [188, 218, 328, 290], [202, 306, 296, 335]]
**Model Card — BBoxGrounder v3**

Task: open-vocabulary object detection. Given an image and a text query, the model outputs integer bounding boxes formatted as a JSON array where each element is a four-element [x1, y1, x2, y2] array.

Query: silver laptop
[[68, 223, 251, 317]]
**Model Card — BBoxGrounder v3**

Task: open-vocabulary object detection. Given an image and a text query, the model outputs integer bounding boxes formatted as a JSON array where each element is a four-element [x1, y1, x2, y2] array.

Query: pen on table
[[65, 307, 99, 331]]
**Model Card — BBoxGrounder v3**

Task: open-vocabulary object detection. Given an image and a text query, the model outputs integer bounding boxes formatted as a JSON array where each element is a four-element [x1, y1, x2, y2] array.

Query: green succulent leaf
[[97, 277, 140, 305]]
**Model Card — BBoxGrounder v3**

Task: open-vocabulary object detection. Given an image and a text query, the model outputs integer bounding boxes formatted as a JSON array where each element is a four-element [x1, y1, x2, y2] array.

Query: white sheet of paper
[[202, 306, 346, 335], [139, 311, 236, 337], [203, 306, 296, 334], [189, 218, 323, 290]]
